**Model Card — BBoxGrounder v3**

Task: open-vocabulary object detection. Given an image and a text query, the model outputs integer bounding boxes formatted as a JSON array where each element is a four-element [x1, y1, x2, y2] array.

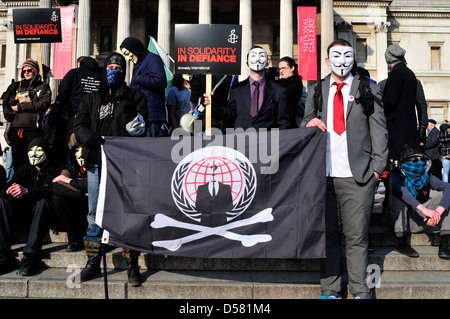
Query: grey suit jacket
[[301, 73, 388, 184]]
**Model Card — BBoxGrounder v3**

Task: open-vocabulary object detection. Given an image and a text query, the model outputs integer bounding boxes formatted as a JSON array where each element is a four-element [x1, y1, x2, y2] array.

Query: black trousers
[[431, 159, 443, 180], [0, 197, 52, 257], [51, 194, 88, 243]]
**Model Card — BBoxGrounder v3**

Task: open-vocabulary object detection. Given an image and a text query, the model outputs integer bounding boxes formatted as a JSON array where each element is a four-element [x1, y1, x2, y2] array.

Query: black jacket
[[212, 77, 289, 130], [52, 142, 87, 200], [425, 127, 440, 160], [383, 62, 419, 160], [1, 157, 64, 203], [74, 52, 148, 167], [58, 57, 102, 116], [275, 75, 303, 128]]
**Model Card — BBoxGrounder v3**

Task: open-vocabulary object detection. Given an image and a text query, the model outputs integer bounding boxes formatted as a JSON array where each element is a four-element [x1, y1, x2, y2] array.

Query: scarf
[[399, 159, 429, 198]]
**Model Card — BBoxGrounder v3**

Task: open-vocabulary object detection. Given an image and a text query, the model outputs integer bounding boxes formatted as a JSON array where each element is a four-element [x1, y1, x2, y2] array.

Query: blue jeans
[[85, 166, 102, 243], [442, 158, 450, 183], [5, 147, 13, 181], [146, 122, 161, 137]]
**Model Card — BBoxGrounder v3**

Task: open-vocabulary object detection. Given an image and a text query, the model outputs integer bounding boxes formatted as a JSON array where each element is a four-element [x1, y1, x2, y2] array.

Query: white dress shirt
[[326, 73, 354, 178]]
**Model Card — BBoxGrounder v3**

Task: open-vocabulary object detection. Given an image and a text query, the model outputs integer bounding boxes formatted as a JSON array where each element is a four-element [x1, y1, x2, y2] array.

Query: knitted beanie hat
[[22, 58, 40, 76], [385, 44, 406, 64]]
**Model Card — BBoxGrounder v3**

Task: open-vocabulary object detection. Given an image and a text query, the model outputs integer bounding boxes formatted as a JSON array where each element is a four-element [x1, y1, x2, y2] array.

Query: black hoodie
[[58, 57, 102, 116], [1, 137, 64, 202], [74, 52, 148, 167]]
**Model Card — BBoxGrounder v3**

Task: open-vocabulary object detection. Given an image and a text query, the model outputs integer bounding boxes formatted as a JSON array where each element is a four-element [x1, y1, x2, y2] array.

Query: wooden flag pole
[[205, 74, 212, 136], [36, 43, 43, 79]]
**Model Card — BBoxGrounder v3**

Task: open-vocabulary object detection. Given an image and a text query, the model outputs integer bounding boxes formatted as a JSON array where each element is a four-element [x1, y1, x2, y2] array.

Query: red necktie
[[333, 82, 346, 135]]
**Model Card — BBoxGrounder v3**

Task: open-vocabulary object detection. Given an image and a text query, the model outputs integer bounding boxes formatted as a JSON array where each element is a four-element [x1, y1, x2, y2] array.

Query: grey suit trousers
[[320, 176, 377, 298]]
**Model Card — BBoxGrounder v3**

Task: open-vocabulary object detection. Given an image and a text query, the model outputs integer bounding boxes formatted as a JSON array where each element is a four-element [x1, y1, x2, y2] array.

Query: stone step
[[370, 225, 441, 246], [1, 267, 450, 299], [13, 222, 442, 246], [10, 242, 450, 272]]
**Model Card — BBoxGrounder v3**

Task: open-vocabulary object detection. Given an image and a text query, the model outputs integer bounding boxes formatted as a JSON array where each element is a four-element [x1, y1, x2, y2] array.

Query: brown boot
[[123, 249, 143, 286], [79, 240, 102, 282]]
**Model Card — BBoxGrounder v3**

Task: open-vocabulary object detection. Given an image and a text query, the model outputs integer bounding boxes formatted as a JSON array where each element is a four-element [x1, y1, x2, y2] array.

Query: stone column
[[76, 0, 91, 58], [157, 0, 171, 68], [375, 22, 390, 83], [320, 0, 334, 78], [239, 0, 252, 80], [280, 0, 293, 59], [40, 0, 51, 68], [4, 10, 17, 83], [116, 0, 131, 51], [199, 0, 211, 24]]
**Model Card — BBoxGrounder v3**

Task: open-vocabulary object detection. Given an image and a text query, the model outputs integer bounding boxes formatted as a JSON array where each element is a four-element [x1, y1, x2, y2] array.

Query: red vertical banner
[[53, 6, 74, 79], [297, 6, 317, 81]]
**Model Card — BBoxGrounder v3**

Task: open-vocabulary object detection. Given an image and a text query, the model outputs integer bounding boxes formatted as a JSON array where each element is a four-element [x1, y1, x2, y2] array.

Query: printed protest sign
[[174, 24, 242, 75], [13, 8, 62, 43]]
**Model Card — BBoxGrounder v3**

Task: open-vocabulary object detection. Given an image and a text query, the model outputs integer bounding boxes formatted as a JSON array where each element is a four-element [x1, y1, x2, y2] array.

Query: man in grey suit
[[301, 39, 388, 299]]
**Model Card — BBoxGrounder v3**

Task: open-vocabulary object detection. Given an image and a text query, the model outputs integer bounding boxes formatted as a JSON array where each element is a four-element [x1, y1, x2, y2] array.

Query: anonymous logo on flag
[[151, 146, 273, 251]]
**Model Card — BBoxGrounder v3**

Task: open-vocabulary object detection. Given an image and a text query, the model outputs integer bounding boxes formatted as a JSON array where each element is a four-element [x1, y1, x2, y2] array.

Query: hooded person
[[390, 144, 450, 259], [2, 59, 52, 173], [51, 137, 88, 253], [120, 36, 167, 137], [73, 51, 148, 286], [56, 56, 102, 148], [0, 137, 64, 276]]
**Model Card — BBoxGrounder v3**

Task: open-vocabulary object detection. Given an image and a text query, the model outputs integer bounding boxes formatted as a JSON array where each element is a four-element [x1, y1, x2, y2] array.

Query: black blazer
[[212, 78, 290, 130]]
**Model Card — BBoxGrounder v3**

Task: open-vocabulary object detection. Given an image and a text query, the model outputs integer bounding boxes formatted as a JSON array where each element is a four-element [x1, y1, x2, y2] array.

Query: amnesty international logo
[[227, 29, 239, 44], [151, 146, 273, 251]]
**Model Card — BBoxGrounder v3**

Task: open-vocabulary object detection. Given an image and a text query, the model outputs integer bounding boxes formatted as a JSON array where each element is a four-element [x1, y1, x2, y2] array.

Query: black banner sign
[[174, 24, 242, 75], [13, 8, 62, 43], [97, 128, 326, 259]]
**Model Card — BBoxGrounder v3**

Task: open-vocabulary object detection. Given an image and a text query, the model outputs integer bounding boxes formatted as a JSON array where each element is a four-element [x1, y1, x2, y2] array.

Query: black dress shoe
[[17, 255, 41, 276], [396, 244, 420, 258]]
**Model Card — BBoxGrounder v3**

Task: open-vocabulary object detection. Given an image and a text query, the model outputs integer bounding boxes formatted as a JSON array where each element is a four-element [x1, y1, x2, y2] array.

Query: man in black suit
[[206, 46, 290, 130]]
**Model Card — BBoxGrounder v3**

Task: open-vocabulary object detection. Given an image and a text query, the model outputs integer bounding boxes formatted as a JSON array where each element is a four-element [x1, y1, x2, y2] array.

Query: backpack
[[313, 73, 382, 117]]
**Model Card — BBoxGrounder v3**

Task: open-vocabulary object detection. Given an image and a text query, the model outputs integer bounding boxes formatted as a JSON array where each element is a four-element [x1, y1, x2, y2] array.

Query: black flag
[[97, 127, 326, 259]]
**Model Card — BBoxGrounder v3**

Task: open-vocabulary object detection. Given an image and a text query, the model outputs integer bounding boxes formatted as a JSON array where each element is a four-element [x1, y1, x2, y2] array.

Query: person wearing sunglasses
[[389, 144, 450, 259], [2, 58, 51, 173]]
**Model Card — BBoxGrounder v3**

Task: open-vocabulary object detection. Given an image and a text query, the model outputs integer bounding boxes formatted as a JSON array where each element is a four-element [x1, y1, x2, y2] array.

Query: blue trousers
[[85, 167, 102, 243]]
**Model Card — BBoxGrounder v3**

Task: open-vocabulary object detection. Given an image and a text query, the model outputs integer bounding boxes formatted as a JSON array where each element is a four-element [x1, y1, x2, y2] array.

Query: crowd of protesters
[[0, 37, 448, 299]]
